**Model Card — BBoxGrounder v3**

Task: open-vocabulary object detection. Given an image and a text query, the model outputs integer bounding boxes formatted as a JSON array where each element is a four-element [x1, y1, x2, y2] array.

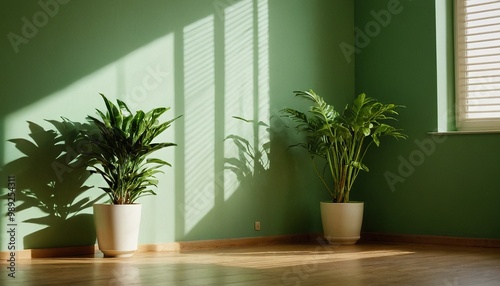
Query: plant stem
[[312, 159, 334, 199]]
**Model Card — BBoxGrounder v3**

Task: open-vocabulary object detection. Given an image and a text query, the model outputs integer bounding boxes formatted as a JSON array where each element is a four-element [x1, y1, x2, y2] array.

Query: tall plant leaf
[[81, 94, 182, 204]]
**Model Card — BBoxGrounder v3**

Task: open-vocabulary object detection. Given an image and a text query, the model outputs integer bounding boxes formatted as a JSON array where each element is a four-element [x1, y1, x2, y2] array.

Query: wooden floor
[[2, 241, 500, 285]]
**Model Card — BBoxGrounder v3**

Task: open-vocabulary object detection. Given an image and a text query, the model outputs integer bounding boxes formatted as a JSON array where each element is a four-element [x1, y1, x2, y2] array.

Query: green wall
[[2, 0, 495, 253], [0, 0, 354, 250], [354, 0, 500, 239], [3, 0, 497, 252]]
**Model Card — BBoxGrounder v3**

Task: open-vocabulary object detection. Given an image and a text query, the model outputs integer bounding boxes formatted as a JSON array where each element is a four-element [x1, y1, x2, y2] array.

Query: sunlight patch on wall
[[257, 0, 270, 169], [3, 64, 118, 165], [2, 34, 176, 248], [3, 34, 175, 163], [224, 0, 256, 201], [116, 36, 175, 113], [183, 16, 216, 234], [223, 0, 270, 201]]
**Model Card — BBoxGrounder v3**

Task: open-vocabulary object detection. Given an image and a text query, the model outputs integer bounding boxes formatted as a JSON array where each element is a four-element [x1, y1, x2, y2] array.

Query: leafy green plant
[[281, 90, 407, 203], [82, 94, 181, 204]]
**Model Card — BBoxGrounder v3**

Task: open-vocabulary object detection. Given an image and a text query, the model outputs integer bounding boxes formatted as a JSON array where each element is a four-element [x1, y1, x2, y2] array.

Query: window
[[455, 0, 500, 131]]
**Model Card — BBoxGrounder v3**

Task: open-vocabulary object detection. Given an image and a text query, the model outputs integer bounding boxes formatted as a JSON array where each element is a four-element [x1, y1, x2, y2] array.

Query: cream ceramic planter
[[320, 201, 364, 245], [93, 204, 142, 258]]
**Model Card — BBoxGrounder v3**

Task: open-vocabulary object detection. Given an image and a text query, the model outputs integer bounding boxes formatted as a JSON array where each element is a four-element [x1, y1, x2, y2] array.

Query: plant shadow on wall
[[0, 119, 105, 249], [224, 116, 271, 189], [220, 116, 273, 230]]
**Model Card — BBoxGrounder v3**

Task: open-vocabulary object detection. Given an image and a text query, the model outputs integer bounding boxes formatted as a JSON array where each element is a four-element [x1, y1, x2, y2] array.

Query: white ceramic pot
[[320, 201, 364, 245], [93, 203, 142, 258]]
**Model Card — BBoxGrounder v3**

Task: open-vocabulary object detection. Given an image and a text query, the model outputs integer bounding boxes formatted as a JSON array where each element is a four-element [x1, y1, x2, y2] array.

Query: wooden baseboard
[[0, 233, 313, 259], [138, 233, 314, 252], [0, 245, 97, 260], [361, 232, 500, 248], [0, 249, 31, 260], [30, 245, 98, 258]]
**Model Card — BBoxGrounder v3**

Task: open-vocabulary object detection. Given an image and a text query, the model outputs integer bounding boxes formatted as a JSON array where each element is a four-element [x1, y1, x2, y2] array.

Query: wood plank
[[1, 241, 499, 285]]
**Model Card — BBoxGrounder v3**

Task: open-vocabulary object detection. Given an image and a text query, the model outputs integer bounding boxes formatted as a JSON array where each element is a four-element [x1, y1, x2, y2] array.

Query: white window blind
[[455, 0, 500, 131]]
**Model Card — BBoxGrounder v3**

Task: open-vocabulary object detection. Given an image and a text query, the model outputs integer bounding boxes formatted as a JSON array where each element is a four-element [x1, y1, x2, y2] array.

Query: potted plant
[[281, 90, 407, 244], [81, 93, 181, 257]]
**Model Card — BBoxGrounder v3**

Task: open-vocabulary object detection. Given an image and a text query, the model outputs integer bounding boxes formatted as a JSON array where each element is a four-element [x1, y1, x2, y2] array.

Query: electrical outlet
[[254, 221, 261, 231]]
